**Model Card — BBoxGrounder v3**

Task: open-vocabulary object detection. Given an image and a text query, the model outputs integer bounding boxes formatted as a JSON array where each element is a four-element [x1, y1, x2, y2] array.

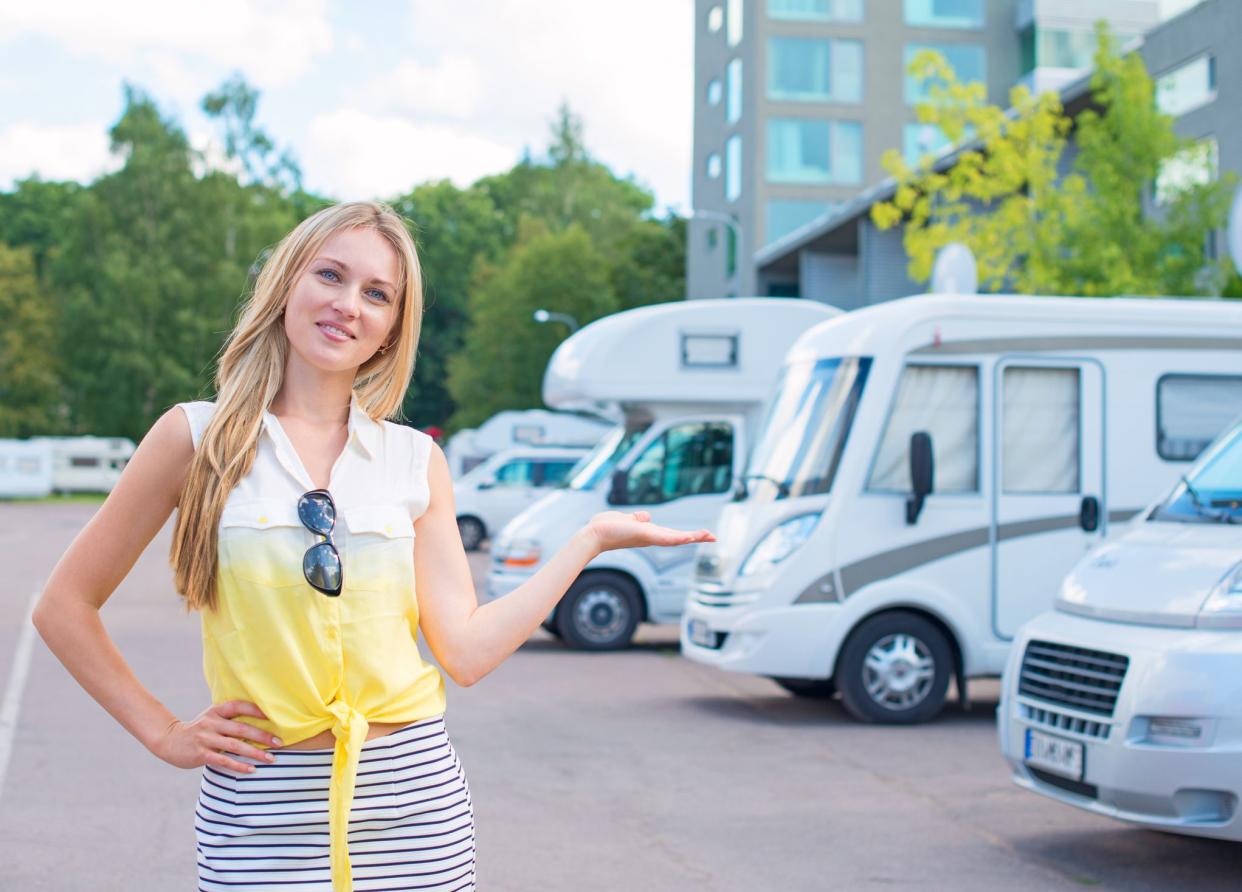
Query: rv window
[[1001, 367, 1080, 494], [493, 461, 535, 487], [625, 422, 734, 504], [1157, 375, 1242, 462], [512, 424, 546, 444], [567, 424, 650, 491], [682, 333, 738, 368], [70, 456, 100, 468], [534, 460, 579, 487], [868, 364, 978, 493]]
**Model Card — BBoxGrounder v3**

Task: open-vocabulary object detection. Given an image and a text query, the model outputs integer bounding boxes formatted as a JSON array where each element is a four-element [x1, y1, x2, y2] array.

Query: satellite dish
[[931, 242, 978, 295], [1228, 184, 1242, 275]]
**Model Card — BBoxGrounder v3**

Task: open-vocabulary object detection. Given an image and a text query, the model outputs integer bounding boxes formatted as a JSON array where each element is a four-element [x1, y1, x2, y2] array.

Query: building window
[[766, 199, 836, 243], [726, 134, 742, 201], [903, 0, 983, 28], [1157, 375, 1242, 461], [1157, 55, 1216, 117], [766, 118, 862, 185], [767, 0, 863, 22], [1154, 136, 1218, 206], [903, 122, 952, 164], [1020, 26, 1139, 76], [727, 58, 743, 123], [708, 4, 724, 31], [905, 43, 985, 103], [707, 78, 723, 106], [767, 37, 863, 103], [706, 152, 722, 179], [727, 0, 743, 46]]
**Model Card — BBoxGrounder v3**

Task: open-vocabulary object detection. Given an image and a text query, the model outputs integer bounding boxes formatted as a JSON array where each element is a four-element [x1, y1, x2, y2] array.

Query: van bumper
[[680, 595, 841, 679], [484, 567, 534, 603], [1000, 610, 1242, 841]]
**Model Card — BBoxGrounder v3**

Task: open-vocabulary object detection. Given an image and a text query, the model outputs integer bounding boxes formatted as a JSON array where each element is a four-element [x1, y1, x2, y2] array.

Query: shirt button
[[258, 515, 269, 524], [384, 524, 393, 534], [326, 625, 338, 640]]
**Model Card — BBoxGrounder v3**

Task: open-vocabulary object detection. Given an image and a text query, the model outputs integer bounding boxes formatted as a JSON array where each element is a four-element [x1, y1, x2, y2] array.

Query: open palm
[[587, 510, 716, 553]]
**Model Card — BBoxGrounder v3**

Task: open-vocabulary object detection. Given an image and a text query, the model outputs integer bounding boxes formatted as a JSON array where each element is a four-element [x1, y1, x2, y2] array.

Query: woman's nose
[[331, 287, 363, 317]]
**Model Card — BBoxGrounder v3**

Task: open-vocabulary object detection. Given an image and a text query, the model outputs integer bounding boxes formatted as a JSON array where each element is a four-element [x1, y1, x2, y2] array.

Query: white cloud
[[304, 109, 517, 200], [0, 0, 333, 88], [0, 121, 120, 187], [361, 55, 485, 120]]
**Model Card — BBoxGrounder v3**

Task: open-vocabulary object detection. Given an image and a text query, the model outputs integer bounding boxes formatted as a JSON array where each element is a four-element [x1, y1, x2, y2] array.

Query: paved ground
[[2, 501, 1241, 890]]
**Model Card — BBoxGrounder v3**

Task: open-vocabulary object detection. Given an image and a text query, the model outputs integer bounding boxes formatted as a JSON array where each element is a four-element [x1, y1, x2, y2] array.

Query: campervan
[[446, 409, 611, 478], [0, 440, 54, 498], [485, 298, 841, 650], [681, 294, 1242, 723], [28, 435, 135, 493], [453, 444, 592, 550], [999, 414, 1242, 840]]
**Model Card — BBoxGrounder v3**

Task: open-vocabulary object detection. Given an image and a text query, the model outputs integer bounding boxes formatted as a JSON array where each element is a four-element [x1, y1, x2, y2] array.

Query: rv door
[[991, 358, 1105, 639]]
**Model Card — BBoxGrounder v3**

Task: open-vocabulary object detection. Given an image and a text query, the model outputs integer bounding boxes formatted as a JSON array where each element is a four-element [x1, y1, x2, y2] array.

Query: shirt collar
[[260, 390, 380, 461]]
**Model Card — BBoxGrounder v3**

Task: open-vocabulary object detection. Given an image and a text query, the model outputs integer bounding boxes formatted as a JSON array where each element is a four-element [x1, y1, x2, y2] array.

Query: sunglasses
[[298, 488, 342, 596]]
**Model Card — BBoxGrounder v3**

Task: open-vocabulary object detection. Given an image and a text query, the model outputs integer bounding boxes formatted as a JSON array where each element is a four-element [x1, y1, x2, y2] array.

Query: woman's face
[[284, 226, 401, 373]]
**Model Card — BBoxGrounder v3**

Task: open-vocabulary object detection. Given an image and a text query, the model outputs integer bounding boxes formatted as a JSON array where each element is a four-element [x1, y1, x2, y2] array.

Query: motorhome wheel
[[771, 677, 836, 699], [457, 516, 485, 551], [556, 572, 641, 650], [837, 611, 952, 724]]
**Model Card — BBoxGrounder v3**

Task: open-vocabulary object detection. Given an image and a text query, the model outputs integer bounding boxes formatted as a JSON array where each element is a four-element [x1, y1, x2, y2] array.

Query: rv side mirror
[[905, 431, 934, 525], [608, 469, 630, 506], [476, 477, 496, 491]]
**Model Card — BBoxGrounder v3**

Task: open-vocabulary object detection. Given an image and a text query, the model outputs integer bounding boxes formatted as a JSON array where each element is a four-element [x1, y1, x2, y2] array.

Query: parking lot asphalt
[[2, 501, 1241, 890]]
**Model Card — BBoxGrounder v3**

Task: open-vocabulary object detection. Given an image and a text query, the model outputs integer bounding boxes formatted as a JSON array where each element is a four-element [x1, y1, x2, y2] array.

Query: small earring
[[378, 342, 389, 355]]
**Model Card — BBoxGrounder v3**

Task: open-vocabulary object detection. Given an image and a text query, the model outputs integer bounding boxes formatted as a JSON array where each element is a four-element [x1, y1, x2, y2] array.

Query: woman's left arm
[[413, 442, 714, 686]]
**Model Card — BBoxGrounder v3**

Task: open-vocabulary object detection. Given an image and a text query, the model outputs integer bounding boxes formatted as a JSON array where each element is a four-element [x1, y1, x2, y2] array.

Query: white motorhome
[[28, 435, 135, 493], [0, 440, 54, 498], [446, 409, 611, 478], [999, 414, 1242, 841], [485, 297, 841, 650], [453, 445, 592, 550], [681, 294, 1242, 723]]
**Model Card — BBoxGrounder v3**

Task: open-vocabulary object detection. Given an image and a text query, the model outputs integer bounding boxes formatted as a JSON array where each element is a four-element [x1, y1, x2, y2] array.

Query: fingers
[[215, 700, 268, 722], [207, 732, 277, 766], [204, 748, 263, 774], [219, 718, 282, 749]]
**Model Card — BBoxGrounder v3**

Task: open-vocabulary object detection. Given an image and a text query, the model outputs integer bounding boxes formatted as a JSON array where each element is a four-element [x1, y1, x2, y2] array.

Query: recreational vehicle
[[485, 298, 841, 650], [681, 294, 1242, 723], [999, 414, 1242, 840], [445, 409, 610, 478], [0, 440, 54, 498], [28, 435, 135, 493]]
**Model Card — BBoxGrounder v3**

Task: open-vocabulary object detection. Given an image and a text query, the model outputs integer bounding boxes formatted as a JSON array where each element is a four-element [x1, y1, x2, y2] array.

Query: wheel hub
[[862, 633, 935, 710], [575, 588, 628, 643]]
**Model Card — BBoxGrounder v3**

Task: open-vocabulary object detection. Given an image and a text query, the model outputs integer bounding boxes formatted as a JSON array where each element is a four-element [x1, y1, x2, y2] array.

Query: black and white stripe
[[196, 715, 475, 891]]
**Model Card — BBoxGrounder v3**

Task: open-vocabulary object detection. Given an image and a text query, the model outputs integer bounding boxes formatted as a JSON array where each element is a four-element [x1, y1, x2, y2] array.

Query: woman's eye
[[317, 268, 340, 282], [367, 289, 391, 303]]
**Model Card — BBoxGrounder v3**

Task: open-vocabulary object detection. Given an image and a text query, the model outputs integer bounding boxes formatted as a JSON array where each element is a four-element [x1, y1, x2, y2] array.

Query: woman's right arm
[[31, 406, 280, 773]]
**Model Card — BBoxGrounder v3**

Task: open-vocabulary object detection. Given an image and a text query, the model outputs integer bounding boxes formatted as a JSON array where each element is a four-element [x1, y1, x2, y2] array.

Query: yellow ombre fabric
[[177, 393, 447, 892]]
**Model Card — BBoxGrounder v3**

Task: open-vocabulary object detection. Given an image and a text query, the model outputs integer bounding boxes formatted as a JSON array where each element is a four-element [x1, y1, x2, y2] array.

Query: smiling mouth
[[317, 322, 354, 340]]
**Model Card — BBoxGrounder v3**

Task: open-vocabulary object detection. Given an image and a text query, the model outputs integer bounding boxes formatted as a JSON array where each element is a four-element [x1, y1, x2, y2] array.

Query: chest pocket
[[217, 500, 308, 590], [342, 504, 416, 598]]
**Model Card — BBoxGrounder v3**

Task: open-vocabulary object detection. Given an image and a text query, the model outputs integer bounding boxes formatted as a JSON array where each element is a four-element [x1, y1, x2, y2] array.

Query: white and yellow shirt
[[176, 391, 446, 891]]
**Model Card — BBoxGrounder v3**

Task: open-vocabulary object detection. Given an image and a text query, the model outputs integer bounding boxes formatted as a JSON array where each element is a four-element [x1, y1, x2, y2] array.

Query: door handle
[[1079, 495, 1100, 532]]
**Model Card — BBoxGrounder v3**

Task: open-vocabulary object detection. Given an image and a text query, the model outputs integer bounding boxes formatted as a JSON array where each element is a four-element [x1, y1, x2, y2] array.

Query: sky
[[0, 0, 695, 211], [0, 0, 1205, 215]]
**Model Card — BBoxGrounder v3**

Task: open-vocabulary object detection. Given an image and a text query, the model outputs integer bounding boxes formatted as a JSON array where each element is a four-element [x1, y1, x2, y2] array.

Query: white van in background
[[28, 435, 135, 493], [485, 297, 841, 650], [999, 415, 1242, 841], [453, 445, 591, 550], [446, 408, 611, 478], [0, 440, 54, 498], [681, 294, 1242, 722]]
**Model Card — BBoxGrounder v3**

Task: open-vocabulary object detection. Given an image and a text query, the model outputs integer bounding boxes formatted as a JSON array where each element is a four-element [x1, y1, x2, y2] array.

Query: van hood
[[1056, 521, 1242, 628]]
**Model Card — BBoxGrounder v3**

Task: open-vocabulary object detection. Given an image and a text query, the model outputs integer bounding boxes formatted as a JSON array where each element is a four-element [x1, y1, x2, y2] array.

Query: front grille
[[1018, 640, 1128, 717], [1020, 703, 1111, 740], [1028, 767, 1099, 800]]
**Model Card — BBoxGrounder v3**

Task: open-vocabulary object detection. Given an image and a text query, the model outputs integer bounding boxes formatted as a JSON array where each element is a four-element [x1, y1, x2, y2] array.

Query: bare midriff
[[275, 719, 413, 751]]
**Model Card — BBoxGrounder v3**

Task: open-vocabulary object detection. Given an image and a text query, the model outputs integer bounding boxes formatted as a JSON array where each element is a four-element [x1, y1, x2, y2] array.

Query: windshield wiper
[[1181, 476, 1240, 524]]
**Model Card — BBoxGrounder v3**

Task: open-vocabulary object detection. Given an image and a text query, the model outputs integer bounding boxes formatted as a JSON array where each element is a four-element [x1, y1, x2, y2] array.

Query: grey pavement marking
[[0, 584, 41, 803]]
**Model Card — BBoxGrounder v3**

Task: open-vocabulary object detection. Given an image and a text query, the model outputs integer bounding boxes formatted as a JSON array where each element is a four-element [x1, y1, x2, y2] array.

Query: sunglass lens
[[304, 542, 342, 596], [298, 491, 335, 535]]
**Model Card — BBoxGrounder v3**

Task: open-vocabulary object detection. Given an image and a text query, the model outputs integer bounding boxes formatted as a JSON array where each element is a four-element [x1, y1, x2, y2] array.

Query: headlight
[[498, 538, 542, 568], [738, 514, 819, 578], [1200, 561, 1242, 625]]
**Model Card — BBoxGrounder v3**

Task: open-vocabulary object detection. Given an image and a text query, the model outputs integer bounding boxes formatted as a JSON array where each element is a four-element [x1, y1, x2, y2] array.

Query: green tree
[[0, 243, 62, 436], [201, 72, 302, 193], [445, 223, 615, 431]]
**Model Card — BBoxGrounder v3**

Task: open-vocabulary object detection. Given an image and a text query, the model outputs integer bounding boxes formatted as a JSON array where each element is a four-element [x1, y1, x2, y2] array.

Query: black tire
[[541, 616, 562, 638], [836, 611, 953, 724], [771, 676, 836, 699], [555, 572, 642, 651], [457, 516, 486, 551]]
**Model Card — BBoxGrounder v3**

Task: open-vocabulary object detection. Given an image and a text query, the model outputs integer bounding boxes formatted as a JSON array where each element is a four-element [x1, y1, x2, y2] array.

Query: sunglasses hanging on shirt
[[298, 488, 342, 596]]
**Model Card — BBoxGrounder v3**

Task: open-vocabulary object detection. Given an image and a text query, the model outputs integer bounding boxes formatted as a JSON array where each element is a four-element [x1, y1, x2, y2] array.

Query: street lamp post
[[689, 209, 742, 296], [533, 308, 579, 334]]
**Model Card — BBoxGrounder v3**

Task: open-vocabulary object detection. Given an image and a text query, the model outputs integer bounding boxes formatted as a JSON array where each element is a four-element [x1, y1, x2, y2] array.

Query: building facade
[[688, 0, 1161, 301]]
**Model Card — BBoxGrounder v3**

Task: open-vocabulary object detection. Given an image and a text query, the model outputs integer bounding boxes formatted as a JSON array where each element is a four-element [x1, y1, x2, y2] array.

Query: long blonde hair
[[170, 201, 424, 612]]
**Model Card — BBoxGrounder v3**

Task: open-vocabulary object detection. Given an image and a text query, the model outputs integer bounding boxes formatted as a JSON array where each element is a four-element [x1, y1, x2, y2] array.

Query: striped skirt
[[196, 714, 475, 891]]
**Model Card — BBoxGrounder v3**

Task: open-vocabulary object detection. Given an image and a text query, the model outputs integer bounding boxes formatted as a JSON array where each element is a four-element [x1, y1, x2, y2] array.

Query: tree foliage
[[872, 23, 1235, 297], [0, 244, 60, 436]]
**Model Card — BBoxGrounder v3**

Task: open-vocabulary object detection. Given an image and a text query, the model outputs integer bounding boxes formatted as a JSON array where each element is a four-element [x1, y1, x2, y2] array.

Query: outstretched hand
[[585, 510, 716, 554]]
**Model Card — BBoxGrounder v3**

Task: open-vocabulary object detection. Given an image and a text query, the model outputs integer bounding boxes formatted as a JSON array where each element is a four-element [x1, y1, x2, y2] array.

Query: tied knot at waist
[[326, 701, 370, 891]]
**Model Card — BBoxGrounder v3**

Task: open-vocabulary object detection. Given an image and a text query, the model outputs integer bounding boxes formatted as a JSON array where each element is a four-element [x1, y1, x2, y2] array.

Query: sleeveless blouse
[[176, 392, 447, 891]]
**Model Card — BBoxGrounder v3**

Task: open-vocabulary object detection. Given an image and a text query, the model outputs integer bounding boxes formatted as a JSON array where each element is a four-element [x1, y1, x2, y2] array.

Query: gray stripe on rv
[[793, 508, 1141, 603], [911, 335, 1242, 355]]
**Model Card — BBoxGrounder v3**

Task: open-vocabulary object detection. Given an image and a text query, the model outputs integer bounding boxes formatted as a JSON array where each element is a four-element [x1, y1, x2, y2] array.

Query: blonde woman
[[32, 201, 716, 892]]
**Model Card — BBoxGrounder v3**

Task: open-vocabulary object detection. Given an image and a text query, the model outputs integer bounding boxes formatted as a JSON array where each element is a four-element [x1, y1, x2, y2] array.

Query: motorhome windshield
[[1152, 422, 1242, 524], [565, 423, 650, 491], [742, 357, 871, 502]]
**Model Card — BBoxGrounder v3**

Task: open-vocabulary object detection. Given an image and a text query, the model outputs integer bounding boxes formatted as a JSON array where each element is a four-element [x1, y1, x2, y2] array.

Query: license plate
[[1025, 728, 1085, 781], [687, 619, 717, 649]]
